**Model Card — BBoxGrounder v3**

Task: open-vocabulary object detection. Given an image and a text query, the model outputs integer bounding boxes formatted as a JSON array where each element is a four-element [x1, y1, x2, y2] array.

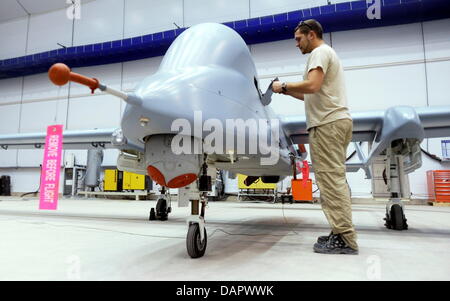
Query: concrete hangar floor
[[0, 197, 449, 281]]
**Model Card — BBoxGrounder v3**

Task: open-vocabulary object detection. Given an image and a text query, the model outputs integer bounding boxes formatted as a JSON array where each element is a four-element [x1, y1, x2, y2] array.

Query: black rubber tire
[[186, 223, 207, 258], [390, 204, 405, 230], [149, 208, 156, 221], [156, 198, 168, 220], [384, 213, 392, 229]]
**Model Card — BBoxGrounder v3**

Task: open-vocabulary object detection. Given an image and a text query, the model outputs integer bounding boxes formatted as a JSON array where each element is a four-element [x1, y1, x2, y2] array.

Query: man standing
[[272, 19, 358, 255]]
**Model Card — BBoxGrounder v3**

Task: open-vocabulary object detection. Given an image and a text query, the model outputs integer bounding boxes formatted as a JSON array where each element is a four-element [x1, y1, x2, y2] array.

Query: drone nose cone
[[126, 92, 142, 106]]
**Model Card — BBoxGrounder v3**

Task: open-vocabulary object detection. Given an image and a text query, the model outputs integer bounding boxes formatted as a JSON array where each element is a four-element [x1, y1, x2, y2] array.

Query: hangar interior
[[0, 0, 449, 281], [0, 0, 449, 199]]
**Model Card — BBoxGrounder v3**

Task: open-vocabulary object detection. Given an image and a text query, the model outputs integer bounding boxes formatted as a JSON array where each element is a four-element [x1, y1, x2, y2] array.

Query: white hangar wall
[[0, 0, 449, 198]]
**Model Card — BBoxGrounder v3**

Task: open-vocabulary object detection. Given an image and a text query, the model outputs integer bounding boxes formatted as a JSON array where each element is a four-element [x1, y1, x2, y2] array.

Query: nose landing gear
[[382, 145, 411, 231], [186, 200, 208, 258], [186, 160, 211, 258]]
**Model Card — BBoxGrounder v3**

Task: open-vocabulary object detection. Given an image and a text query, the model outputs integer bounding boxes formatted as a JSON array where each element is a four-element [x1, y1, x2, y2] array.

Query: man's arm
[[284, 90, 305, 101], [272, 68, 325, 99]]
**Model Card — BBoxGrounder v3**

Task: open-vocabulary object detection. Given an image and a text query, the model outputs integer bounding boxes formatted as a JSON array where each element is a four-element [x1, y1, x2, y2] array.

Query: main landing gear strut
[[149, 186, 172, 221]]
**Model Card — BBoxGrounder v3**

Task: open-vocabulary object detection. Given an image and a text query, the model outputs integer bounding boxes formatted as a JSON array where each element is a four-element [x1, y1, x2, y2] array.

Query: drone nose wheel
[[186, 222, 207, 258]]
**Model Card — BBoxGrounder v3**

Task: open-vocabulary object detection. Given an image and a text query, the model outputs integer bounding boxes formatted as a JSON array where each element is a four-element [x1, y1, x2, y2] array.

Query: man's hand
[[272, 81, 284, 94], [272, 80, 304, 100]]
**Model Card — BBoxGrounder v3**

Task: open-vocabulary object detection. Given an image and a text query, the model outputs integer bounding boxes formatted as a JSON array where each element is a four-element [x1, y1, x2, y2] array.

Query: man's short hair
[[294, 19, 323, 39]]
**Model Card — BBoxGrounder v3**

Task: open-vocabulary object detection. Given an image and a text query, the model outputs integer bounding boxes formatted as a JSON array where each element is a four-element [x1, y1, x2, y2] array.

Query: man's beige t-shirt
[[303, 43, 351, 130]]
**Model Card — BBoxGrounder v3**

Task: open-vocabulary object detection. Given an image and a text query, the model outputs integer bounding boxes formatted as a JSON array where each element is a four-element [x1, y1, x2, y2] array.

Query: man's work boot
[[313, 234, 358, 255], [317, 231, 332, 245]]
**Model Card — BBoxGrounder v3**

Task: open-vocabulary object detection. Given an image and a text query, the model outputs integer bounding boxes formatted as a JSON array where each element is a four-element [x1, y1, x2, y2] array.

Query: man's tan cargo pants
[[309, 118, 358, 250]]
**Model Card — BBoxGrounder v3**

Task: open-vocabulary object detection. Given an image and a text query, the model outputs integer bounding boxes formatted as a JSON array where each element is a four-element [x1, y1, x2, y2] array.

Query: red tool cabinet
[[427, 170, 450, 203]]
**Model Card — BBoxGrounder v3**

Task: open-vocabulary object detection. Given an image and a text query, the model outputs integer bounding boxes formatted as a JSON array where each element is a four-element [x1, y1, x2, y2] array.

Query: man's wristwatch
[[281, 82, 288, 93]]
